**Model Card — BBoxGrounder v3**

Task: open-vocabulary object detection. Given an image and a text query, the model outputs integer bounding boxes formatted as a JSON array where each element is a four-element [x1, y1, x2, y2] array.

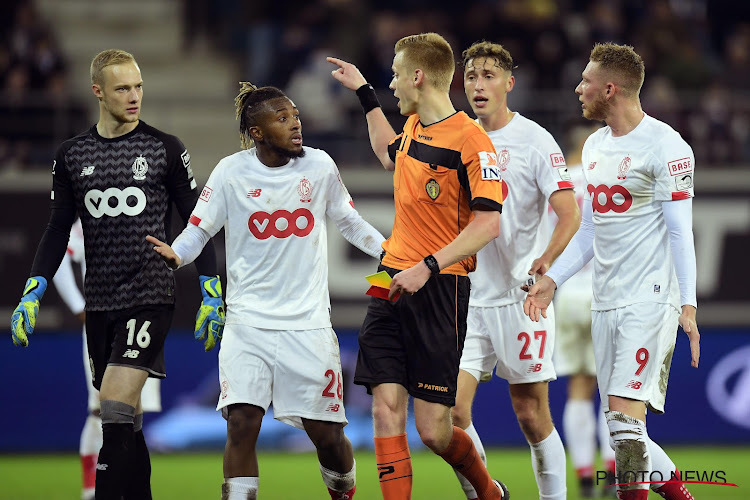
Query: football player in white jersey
[[524, 43, 700, 500], [452, 41, 581, 500], [52, 219, 162, 500], [147, 83, 385, 500], [550, 125, 616, 498]]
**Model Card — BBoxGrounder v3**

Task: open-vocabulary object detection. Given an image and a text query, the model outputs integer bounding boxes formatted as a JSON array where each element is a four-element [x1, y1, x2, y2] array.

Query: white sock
[[79, 414, 102, 456], [562, 399, 596, 476], [597, 409, 615, 464], [529, 428, 567, 500], [606, 411, 651, 493], [454, 423, 486, 499], [647, 437, 676, 489], [319, 459, 356, 493], [222, 477, 259, 500]]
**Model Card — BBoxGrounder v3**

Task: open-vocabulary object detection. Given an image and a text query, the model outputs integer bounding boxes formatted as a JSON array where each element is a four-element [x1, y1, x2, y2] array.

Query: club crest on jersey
[[132, 156, 148, 180], [425, 178, 440, 200], [298, 177, 313, 202], [617, 156, 631, 180], [498, 148, 510, 171]]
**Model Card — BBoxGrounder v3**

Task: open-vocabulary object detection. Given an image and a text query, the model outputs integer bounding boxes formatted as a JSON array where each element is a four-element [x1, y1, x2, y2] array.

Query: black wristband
[[356, 83, 381, 114], [423, 254, 440, 276]]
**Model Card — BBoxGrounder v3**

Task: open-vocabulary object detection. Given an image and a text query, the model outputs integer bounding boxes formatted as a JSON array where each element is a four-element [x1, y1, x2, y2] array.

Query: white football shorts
[[460, 301, 557, 385], [83, 329, 162, 412], [552, 289, 596, 377], [593, 302, 679, 414], [217, 324, 347, 429]]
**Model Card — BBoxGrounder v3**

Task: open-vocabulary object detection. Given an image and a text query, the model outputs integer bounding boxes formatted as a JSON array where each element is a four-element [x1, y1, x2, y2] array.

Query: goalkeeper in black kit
[[10, 49, 224, 500]]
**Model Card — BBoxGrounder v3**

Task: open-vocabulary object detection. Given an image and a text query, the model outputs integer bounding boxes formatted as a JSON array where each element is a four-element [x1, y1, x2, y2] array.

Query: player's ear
[[413, 68, 424, 87], [249, 126, 263, 143], [92, 83, 102, 100], [506, 74, 516, 92]]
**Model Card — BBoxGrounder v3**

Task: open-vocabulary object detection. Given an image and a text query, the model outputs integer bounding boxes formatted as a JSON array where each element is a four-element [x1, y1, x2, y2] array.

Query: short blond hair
[[461, 41, 514, 72], [589, 42, 645, 96], [90, 49, 137, 85], [394, 33, 455, 92]]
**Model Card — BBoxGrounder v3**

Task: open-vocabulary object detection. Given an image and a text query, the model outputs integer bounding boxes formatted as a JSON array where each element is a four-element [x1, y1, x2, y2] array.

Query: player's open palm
[[146, 235, 181, 270], [327, 57, 367, 91], [523, 275, 557, 322], [679, 305, 700, 368]]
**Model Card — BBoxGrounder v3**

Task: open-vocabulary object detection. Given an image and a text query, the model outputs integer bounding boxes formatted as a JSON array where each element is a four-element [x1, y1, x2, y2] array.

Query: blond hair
[[90, 49, 137, 85], [394, 33, 455, 92], [461, 41, 514, 72], [589, 42, 645, 96]]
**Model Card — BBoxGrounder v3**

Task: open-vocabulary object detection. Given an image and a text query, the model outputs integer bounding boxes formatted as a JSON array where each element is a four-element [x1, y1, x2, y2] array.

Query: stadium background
[[1, 0, 749, 498]]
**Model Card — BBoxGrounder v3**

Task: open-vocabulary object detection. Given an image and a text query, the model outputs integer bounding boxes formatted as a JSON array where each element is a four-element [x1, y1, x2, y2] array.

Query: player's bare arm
[[388, 209, 500, 299], [145, 235, 181, 270], [523, 275, 557, 322], [679, 304, 700, 368], [328, 56, 397, 171], [529, 189, 581, 276]]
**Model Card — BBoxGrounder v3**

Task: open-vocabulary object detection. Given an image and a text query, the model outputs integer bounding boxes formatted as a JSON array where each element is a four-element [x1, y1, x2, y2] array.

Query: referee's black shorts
[[86, 304, 174, 390], [354, 265, 470, 406]]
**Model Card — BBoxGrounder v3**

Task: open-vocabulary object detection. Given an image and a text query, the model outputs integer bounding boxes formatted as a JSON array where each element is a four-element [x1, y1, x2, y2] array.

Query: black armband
[[423, 254, 440, 276], [356, 83, 381, 114]]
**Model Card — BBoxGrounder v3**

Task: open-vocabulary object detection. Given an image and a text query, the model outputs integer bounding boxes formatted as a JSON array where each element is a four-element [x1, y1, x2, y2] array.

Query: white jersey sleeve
[[653, 134, 695, 202], [531, 136, 574, 200], [325, 158, 385, 259], [189, 162, 229, 238]]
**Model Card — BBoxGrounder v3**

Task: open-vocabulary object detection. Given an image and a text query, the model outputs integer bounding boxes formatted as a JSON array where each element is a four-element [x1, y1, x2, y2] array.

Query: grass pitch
[[0, 446, 746, 499]]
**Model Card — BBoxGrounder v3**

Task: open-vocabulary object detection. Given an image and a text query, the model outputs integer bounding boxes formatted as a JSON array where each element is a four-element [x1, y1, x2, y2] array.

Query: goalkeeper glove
[[11, 276, 48, 347], [195, 275, 225, 351]]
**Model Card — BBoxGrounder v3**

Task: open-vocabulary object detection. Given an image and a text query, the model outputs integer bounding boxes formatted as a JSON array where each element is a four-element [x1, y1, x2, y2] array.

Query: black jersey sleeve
[[163, 136, 217, 276], [30, 146, 78, 280]]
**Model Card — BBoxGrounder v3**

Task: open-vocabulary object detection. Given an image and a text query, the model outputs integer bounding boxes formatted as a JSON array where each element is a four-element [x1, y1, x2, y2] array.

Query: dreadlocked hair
[[235, 82, 288, 149]]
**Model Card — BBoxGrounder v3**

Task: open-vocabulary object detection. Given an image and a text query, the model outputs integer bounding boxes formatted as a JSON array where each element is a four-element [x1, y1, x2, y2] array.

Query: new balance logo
[[378, 465, 395, 479], [80, 166, 96, 176], [247, 189, 262, 198], [527, 363, 543, 373], [626, 380, 642, 390], [326, 403, 340, 412], [122, 349, 140, 359], [96, 463, 108, 471]]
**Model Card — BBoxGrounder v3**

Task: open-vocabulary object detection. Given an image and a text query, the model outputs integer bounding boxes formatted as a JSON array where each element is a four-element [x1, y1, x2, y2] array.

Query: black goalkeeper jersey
[[48, 121, 200, 311]]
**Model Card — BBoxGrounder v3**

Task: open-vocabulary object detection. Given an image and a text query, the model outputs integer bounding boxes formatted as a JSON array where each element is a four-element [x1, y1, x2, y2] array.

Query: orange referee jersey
[[382, 111, 504, 276]]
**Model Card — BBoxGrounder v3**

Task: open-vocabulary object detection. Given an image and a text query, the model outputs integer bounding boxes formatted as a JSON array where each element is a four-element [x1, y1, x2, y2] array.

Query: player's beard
[[268, 141, 306, 159], [583, 92, 609, 121]]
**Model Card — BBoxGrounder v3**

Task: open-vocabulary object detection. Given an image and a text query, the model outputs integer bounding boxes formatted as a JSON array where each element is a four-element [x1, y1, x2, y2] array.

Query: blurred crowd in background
[[2, 0, 749, 171]]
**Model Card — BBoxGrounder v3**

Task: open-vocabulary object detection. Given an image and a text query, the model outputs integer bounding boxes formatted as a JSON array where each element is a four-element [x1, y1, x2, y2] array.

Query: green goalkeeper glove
[[195, 275, 225, 351], [11, 276, 48, 347]]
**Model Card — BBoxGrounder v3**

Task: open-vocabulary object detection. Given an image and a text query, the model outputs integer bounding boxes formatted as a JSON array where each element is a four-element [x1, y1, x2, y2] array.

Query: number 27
[[518, 330, 546, 360]]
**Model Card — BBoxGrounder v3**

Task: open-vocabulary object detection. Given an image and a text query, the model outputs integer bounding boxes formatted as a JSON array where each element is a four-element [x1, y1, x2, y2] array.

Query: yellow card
[[365, 270, 392, 288]]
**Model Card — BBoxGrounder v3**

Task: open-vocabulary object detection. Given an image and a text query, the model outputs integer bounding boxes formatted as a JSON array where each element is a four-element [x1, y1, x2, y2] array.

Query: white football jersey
[[470, 113, 573, 306], [68, 218, 85, 267], [190, 146, 358, 330], [582, 113, 694, 310]]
